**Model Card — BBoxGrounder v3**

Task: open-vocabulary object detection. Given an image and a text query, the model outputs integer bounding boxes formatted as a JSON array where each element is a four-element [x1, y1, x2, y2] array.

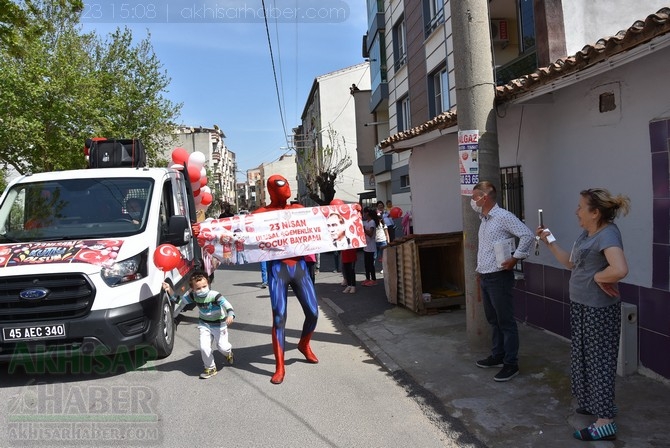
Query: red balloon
[[200, 192, 213, 206], [390, 206, 403, 219], [153, 244, 182, 272], [330, 199, 344, 205], [193, 188, 201, 197], [172, 147, 189, 165], [200, 176, 208, 187], [187, 165, 201, 183]]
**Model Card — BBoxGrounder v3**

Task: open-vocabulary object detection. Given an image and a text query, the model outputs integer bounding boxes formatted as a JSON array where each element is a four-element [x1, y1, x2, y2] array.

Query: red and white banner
[[198, 204, 365, 265]]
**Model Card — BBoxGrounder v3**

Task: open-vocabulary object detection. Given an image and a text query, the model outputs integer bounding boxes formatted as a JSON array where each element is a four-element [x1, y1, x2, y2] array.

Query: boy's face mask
[[195, 287, 210, 298]]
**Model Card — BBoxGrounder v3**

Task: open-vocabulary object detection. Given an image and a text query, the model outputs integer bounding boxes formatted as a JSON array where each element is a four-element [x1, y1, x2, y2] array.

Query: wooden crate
[[385, 233, 465, 314]]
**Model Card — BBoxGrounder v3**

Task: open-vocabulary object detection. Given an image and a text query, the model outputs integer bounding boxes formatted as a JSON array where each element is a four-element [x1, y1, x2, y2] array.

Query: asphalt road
[[0, 262, 472, 448]]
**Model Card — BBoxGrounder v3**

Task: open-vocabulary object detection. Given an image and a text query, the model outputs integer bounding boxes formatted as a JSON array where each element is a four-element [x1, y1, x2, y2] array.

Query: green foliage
[[0, 0, 181, 174], [0, 0, 83, 56], [0, 166, 8, 194]]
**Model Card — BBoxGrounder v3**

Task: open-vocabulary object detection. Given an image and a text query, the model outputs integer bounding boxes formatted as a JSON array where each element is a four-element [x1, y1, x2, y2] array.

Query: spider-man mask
[[267, 174, 291, 203]]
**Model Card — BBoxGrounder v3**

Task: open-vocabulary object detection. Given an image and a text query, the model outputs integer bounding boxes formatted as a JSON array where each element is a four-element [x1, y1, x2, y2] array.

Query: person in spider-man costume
[[254, 174, 319, 384]]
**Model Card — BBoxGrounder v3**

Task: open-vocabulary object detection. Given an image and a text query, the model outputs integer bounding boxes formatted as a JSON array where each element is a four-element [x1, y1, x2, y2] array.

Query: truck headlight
[[101, 250, 148, 287]]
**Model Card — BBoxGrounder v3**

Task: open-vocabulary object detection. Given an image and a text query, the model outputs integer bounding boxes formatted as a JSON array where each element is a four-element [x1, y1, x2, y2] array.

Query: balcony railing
[[495, 50, 538, 86]]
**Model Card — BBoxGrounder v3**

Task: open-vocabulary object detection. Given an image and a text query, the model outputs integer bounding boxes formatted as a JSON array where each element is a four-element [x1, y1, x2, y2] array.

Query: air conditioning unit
[[490, 19, 509, 44]]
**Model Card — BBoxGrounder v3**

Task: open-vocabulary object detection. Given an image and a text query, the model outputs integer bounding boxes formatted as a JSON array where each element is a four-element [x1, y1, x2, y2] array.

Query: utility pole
[[450, 0, 500, 349]]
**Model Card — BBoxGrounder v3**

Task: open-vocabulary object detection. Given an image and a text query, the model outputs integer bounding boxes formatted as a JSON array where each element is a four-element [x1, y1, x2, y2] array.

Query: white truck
[[0, 164, 203, 364]]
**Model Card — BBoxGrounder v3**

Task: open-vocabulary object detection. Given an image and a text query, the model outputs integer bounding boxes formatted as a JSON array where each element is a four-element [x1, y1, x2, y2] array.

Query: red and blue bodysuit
[[254, 175, 319, 384]]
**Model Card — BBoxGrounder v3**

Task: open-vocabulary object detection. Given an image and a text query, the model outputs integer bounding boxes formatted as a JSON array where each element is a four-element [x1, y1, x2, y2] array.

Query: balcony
[[373, 154, 393, 175], [370, 82, 388, 112], [495, 50, 538, 86]]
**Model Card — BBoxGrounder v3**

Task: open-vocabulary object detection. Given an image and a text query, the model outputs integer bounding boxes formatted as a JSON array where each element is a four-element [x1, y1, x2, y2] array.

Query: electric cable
[[261, 0, 292, 151]]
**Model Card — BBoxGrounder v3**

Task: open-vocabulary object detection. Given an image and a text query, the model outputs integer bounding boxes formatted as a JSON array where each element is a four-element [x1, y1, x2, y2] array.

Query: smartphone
[[538, 209, 544, 228]]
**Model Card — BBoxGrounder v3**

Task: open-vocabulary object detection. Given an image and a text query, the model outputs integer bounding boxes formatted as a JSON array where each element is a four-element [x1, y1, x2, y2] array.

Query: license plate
[[2, 324, 66, 341]]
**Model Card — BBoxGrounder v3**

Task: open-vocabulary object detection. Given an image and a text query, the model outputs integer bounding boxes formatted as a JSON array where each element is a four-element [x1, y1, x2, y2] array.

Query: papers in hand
[[494, 238, 516, 267]]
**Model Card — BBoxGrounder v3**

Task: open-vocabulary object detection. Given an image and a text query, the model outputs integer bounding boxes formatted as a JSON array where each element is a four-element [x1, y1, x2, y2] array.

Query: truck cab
[[0, 166, 201, 363]]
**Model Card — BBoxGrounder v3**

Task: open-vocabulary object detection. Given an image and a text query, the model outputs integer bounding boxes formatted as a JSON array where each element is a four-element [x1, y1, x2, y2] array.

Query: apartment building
[[171, 125, 237, 212], [295, 63, 371, 205]]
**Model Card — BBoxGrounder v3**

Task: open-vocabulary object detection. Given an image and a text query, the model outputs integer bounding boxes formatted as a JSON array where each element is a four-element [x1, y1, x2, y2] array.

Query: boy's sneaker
[[364, 280, 377, 286], [200, 367, 218, 379], [226, 350, 234, 365], [494, 364, 519, 382], [476, 355, 504, 368], [260, 282, 267, 289]]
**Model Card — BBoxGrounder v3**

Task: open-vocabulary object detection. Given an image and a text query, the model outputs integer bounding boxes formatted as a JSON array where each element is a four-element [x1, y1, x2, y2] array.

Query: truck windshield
[[0, 178, 154, 243]]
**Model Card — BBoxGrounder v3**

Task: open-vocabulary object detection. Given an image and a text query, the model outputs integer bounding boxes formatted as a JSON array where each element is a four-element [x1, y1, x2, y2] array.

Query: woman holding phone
[[537, 188, 630, 442]]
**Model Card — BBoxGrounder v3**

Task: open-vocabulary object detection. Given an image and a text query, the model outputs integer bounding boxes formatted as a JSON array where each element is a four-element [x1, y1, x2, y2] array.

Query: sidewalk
[[314, 254, 670, 448]]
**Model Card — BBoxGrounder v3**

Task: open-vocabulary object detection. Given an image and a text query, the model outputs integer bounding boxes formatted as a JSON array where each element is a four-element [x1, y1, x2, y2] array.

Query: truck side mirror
[[163, 215, 191, 247]]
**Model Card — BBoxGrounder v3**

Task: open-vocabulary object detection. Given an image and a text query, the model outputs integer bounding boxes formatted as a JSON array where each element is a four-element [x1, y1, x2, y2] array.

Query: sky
[[81, 0, 368, 178]]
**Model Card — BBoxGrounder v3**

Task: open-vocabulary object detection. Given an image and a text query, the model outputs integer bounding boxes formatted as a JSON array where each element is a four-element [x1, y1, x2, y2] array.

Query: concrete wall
[[561, 1, 668, 55], [496, 43, 670, 378], [498, 46, 670, 288], [408, 133, 463, 234]]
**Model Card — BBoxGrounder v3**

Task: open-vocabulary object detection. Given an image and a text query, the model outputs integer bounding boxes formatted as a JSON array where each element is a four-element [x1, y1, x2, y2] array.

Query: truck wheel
[[151, 293, 175, 359]]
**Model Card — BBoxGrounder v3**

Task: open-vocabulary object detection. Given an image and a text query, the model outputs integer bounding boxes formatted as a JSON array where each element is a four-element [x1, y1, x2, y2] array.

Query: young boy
[[163, 269, 235, 379]]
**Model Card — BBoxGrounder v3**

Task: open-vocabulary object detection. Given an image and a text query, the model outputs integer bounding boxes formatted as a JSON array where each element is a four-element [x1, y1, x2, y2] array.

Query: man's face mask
[[470, 194, 485, 214]]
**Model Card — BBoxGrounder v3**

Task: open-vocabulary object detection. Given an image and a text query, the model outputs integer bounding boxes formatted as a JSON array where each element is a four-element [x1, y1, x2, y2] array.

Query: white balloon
[[201, 186, 211, 195], [200, 167, 207, 178], [194, 194, 202, 205], [188, 151, 206, 168], [168, 163, 184, 170]]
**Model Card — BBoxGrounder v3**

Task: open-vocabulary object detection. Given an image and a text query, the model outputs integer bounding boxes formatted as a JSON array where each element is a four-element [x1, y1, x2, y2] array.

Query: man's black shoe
[[494, 364, 519, 382], [476, 356, 504, 368]]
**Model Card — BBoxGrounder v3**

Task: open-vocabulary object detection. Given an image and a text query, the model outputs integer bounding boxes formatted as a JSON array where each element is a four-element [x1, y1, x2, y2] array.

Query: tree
[[0, 6, 96, 173], [0, 0, 83, 56], [89, 27, 181, 164], [296, 126, 352, 205], [0, 0, 180, 174]]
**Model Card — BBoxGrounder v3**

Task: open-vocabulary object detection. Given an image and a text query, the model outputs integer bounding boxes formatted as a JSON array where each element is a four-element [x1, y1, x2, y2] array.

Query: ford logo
[[19, 288, 50, 301]]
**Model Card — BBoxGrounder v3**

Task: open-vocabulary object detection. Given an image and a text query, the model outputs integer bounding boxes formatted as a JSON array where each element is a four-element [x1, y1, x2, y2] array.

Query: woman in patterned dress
[[537, 188, 630, 442]]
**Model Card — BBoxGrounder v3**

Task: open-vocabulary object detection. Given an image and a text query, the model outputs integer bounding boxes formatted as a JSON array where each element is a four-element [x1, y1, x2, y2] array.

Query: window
[[518, 0, 535, 52], [393, 17, 407, 70], [500, 166, 525, 272], [428, 65, 450, 117], [424, 0, 445, 35], [396, 96, 411, 132], [400, 174, 410, 188], [366, 0, 383, 26], [500, 166, 524, 221], [369, 31, 387, 89]]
